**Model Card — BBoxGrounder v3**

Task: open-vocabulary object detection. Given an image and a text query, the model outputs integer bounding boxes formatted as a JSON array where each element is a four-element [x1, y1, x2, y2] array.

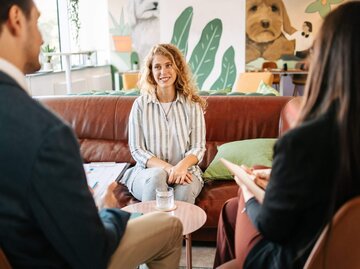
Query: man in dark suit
[[0, 1, 182, 268]]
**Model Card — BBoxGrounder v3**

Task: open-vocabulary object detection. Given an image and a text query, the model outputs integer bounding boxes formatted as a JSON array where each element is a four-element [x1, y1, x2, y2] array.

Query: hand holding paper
[[220, 158, 265, 204]]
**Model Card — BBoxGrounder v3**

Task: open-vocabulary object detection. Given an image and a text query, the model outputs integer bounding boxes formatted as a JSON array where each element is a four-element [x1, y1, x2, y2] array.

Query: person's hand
[[236, 176, 255, 202], [254, 172, 270, 190], [99, 182, 119, 209], [168, 165, 192, 185]]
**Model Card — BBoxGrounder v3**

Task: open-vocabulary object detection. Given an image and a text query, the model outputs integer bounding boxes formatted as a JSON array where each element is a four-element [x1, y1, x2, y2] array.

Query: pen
[[91, 181, 98, 189]]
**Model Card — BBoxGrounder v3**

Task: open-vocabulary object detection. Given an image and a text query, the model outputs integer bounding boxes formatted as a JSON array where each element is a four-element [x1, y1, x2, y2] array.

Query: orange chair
[[233, 72, 274, 93], [121, 72, 139, 90], [262, 62, 280, 90], [0, 248, 12, 269], [305, 196, 360, 269]]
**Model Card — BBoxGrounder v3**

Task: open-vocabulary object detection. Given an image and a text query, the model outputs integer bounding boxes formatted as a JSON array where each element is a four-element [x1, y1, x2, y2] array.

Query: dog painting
[[246, 0, 296, 63], [125, 0, 160, 65]]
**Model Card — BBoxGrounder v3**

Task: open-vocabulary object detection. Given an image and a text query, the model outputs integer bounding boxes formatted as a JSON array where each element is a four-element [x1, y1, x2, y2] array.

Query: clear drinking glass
[[156, 187, 174, 210]]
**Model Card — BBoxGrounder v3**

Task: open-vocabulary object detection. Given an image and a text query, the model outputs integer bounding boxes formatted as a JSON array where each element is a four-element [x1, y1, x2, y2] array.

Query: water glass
[[156, 187, 174, 210]]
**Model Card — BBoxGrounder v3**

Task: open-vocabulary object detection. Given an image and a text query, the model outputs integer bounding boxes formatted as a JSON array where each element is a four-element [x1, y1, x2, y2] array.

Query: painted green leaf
[[189, 18, 222, 89], [210, 46, 237, 90], [305, 1, 322, 13], [329, 0, 344, 4], [170, 7, 193, 57], [319, 4, 331, 18]]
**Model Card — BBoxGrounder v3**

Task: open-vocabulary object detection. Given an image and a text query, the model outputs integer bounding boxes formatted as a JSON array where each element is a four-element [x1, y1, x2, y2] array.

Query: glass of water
[[156, 187, 174, 211]]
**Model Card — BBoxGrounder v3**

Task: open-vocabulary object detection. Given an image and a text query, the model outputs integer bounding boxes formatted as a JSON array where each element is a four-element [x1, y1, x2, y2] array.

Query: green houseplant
[[109, 8, 132, 52], [41, 44, 56, 70]]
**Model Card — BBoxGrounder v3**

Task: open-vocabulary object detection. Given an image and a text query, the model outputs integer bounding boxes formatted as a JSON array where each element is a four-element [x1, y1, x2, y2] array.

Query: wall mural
[[246, 0, 345, 69], [108, 0, 159, 72], [108, 0, 345, 89], [125, 0, 160, 65], [161, 0, 243, 91], [170, 7, 236, 90]]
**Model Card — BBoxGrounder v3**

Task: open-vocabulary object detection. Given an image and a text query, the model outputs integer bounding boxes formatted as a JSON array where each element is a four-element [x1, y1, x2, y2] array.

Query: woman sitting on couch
[[121, 43, 206, 204]]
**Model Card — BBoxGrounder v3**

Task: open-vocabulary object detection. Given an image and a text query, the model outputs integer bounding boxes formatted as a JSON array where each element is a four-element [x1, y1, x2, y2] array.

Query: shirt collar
[[146, 91, 184, 104], [0, 58, 28, 93]]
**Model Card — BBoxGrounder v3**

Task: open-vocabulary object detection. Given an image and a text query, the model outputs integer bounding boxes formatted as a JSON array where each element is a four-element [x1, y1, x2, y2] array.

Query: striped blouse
[[125, 93, 206, 183]]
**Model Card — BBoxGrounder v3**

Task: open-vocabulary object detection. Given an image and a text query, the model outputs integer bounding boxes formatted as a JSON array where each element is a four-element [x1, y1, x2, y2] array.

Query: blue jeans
[[129, 167, 203, 204]]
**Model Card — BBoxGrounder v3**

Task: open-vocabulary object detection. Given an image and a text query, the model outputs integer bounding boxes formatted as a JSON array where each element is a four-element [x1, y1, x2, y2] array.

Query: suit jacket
[[0, 72, 130, 268], [244, 103, 340, 269]]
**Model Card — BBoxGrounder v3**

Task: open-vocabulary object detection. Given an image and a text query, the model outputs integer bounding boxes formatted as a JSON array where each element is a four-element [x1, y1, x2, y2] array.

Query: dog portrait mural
[[246, 0, 296, 63], [245, 0, 346, 67], [125, 0, 160, 66]]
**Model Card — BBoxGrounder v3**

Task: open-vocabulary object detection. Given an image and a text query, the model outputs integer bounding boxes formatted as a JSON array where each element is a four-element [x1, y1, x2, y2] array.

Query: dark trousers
[[214, 189, 262, 268]]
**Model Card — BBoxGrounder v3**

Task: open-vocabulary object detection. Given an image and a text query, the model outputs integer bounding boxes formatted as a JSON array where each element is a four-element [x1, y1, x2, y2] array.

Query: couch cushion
[[203, 138, 276, 180]]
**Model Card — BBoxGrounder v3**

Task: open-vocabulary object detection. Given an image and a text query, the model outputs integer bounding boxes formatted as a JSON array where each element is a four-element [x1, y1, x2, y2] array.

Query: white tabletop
[[122, 200, 207, 235]]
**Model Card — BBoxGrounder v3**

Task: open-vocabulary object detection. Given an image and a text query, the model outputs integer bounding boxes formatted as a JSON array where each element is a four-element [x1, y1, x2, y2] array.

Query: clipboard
[[115, 163, 130, 183], [83, 162, 130, 200], [220, 158, 265, 203]]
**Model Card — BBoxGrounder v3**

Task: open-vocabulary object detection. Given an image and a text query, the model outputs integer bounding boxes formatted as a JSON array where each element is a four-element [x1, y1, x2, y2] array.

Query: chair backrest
[[233, 72, 274, 93], [292, 62, 308, 85], [262, 61, 277, 70], [304, 196, 360, 269], [0, 248, 12, 269], [262, 62, 280, 84], [279, 97, 303, 136], [122, 72, 139, 90]]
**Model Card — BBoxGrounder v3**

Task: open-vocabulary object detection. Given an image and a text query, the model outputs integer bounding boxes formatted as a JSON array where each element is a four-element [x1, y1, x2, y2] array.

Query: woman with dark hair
[[214, 2, 360, 268], [121, 44, 206, 204]]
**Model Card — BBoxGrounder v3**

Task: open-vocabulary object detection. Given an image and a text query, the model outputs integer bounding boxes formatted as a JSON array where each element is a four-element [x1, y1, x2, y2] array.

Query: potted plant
[[41, 44, 56, 70], [109, 8, 132, 52]]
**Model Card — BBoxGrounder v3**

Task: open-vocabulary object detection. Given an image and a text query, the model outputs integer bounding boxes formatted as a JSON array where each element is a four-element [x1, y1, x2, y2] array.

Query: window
[[34, 0, 109, 71]]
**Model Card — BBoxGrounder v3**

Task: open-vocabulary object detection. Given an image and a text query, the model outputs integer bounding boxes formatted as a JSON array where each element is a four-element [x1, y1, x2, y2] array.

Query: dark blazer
[[0, 72, 130, 268], [244, 103, 340, 269]]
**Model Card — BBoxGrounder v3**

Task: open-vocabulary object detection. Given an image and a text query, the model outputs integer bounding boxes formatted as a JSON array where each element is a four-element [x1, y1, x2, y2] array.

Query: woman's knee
[[174, 179, 202, 203], [144, 168, 168, 188]]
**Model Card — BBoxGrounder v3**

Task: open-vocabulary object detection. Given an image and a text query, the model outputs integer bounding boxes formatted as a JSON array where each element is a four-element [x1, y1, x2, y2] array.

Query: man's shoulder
[[0, 82, 68, 137]]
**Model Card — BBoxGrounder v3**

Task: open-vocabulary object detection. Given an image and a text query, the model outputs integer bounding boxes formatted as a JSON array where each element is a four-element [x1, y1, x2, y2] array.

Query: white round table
[[122, 200, 207, 269]]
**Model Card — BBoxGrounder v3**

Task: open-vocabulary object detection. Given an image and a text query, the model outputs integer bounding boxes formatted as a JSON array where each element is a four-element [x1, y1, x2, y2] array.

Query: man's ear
[[6, 5, 26, 36]]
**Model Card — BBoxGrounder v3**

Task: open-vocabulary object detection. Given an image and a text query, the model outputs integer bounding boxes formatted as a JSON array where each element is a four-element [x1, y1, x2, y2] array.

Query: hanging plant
[[68, 0, 81, 47]]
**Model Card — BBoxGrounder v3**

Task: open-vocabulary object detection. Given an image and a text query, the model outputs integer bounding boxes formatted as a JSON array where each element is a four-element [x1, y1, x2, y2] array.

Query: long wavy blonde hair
[[138, 43, 206, 110]]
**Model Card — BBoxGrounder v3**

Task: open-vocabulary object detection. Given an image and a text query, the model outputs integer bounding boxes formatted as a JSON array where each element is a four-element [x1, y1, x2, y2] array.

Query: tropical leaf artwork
[[305, 0, 344, 18], [188, 18, 223, 89], [171, 7, 193, 57], [210, 46, 237, 90]]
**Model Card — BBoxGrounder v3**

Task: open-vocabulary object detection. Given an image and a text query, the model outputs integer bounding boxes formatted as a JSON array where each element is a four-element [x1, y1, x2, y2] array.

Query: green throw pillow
[[203, 138, 277, 180], [256, 80, 280, 96]]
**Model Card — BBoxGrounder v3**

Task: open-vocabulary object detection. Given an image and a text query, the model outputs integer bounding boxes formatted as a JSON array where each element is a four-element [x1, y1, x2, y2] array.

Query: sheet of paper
[[220, 158, 265, 203], [83, 162, 128, 201]]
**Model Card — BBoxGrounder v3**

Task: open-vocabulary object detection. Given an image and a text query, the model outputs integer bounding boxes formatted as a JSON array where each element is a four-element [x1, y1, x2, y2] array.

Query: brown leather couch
[[36, 95, 296, 241]]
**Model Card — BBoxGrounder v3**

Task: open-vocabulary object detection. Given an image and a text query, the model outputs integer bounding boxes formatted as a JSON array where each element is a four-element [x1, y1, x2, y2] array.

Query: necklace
[[160, 101, 174, 120]]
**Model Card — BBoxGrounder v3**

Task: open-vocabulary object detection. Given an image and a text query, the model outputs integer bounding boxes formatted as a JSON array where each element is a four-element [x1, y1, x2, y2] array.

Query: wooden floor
[[179, 242, 216, 269]]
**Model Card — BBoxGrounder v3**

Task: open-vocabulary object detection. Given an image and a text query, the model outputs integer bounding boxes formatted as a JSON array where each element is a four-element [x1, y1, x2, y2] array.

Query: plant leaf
[[210, 46, 237, 90], [305, 1, 322, 13], [189, 18, 222, 89], [171, 6, 193, 57], [319, 4, 331, 18], [109, 11, 119, 28], [329, 0, 344, 4]]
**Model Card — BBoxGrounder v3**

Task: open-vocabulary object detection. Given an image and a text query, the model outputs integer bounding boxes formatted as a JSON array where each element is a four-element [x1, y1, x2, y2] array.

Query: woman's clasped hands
[[166, 163, 193, 185]]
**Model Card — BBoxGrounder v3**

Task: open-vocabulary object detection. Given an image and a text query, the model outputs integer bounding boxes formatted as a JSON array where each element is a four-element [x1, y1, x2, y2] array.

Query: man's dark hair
[[0, 0, 32, 28]]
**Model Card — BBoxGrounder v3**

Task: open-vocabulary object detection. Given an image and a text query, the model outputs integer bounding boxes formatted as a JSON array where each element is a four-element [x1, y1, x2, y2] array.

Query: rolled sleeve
[[185, 103, 206, 163], [128, 99, 155, 168]]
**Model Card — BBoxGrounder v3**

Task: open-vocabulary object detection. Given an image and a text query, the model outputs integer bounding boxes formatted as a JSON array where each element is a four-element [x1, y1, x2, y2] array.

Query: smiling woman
[[121, 43, 207, 206]]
